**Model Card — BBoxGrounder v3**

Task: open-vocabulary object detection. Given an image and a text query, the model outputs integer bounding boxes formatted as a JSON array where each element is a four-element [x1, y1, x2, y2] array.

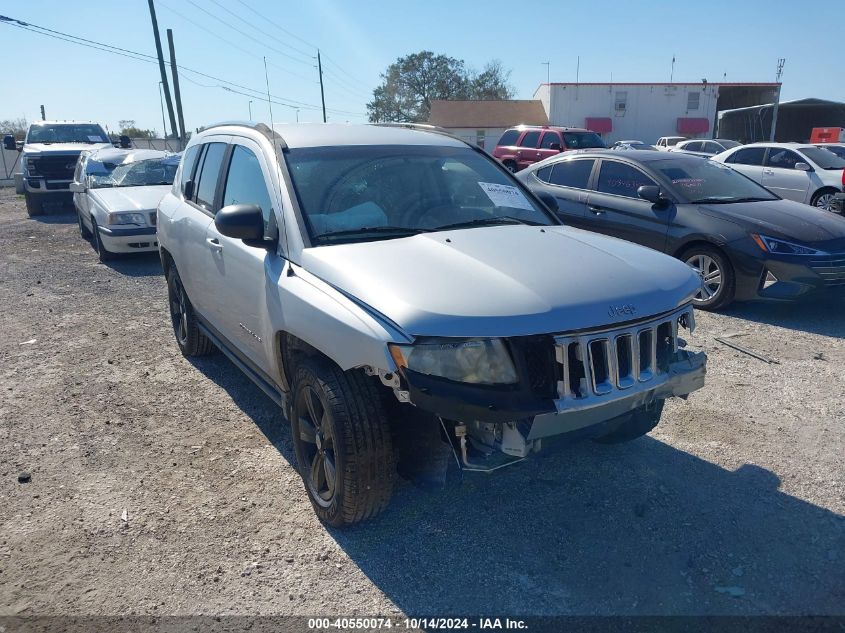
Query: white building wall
[[533, 84, 721, 145]]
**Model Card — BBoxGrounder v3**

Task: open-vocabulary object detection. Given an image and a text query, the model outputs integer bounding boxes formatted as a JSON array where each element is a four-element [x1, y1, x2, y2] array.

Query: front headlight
[[750, 233, 827, 256], [107, 212, 147, 226], [389, 339, 518, 385]]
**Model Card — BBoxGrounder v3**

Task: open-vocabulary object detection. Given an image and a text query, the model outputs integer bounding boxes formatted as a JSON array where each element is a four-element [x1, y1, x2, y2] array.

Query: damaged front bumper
[[401, 305, 707, 442]]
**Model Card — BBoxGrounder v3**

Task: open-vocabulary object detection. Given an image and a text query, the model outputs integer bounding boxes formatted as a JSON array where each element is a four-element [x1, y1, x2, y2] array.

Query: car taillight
[[841, 170, 845, 188]]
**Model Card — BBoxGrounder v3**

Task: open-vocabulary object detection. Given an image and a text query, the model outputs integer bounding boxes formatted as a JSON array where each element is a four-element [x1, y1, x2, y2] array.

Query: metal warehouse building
[[533, 82, 780, 144]]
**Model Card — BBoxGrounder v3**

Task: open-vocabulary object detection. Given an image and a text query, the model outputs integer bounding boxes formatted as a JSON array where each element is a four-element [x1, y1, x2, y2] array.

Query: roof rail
[[200, 120, 287, 148]]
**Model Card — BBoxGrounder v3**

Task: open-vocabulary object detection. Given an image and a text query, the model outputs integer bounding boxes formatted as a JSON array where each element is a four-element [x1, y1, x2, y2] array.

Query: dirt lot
[[0, 187, 843, 618]]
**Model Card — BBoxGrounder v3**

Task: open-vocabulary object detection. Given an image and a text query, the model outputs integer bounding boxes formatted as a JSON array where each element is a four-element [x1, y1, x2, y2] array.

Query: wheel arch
[[810, 186, 839, 206]]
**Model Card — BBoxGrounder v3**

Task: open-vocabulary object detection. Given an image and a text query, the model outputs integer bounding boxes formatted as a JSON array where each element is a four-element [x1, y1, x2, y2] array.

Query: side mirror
[[69, 181, 86, 193], [119, 135, 131, 149], [538, 192, 558, 211], [637, 185, 665, 205], [183, 179, 194, 200], [549, 142, 561, 151], [793, 162, 811, 171], [214, 203, 264, 241], [3, 135, 16, 151]]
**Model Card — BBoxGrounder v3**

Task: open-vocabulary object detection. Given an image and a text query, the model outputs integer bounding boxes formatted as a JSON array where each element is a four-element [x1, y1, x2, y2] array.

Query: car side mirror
[[69, 181, 86, 193], [793, 162, 811, 171], [214, 203, 265, 242], [637, 185, 666, 205], [537, 192, 558, 211], [549, 142, 561, 151], [3, 134, 16, 151], [119, 135, 131, 149]]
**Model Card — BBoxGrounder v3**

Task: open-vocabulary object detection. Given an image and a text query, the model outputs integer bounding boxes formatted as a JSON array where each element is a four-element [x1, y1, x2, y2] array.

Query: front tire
[[24, 194, 44, 217], [682, 245, 735, 310], [91, 220, 115, 262], [166, 265, 215, 357], [503, 160, 518, 173], [77, 210, 92, 239], [291, 358, 395, 527], [811, 189, 839, 212]]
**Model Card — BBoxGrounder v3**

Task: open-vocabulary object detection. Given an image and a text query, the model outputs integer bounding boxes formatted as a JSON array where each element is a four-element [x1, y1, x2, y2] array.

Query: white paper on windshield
[[477, 182, 534, 210], [87, 135, 103, 142]]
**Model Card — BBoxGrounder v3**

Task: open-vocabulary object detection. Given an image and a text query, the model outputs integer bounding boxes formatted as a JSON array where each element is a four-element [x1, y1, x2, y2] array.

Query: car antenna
[[263, 56, 291, 268]]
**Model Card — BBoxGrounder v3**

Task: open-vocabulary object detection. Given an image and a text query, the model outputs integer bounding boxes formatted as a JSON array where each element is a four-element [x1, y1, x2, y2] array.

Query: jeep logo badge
[[608, 304, 637, 318]]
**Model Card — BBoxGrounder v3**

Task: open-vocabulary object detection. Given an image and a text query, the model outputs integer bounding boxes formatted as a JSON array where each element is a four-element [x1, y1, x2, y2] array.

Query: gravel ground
[[0, 188, 843, 618]]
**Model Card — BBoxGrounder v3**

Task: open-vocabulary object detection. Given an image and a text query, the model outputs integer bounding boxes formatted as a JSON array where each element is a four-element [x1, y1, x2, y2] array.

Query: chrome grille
[[554, 307, 691, 402], [31, 155, 77, 180], [810, 255, 845, 287]]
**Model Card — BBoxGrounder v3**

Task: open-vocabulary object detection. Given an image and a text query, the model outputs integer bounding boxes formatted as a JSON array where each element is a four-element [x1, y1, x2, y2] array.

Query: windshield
[[563, 132, 606, 149], [656, 157, 779, 203], [285, 145, 554, 244], [800, 147, 845, 170], [89, 157, 178, 189], [27, 124, 108, 144]]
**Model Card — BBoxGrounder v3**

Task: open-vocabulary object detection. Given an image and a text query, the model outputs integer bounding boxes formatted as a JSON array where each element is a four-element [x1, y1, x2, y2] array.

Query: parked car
[[670, 138, 741, 157], [70, 148, 179, 261], [611, 140, 655, 151], [655, 136, 687, 151], [815, 143, 845, 160], [492, 126, 606, 172], [712, 143, 845, 212], [518, 150, 845, 310], [3, 121, 129, 216], [157, 122, 706, 526]]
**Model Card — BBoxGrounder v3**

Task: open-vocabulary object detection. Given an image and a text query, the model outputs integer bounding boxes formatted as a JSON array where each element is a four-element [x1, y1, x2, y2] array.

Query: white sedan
[[670, 138, 741, 157], [71, 149, 180, 261], [711, 143, 845, 211]]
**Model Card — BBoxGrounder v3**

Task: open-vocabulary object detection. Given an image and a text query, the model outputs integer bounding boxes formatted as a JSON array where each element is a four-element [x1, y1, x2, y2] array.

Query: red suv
[[492, 126, 606, 172]]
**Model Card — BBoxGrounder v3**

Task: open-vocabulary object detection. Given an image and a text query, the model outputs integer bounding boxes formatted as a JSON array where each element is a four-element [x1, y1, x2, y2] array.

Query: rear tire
[[811, 188, 839, 212], [592, 400, 665, 444], [681, 245, 735, 310], [290, 358, 395, 527], [503, 160, 518, 173], [166, 265, 215, 357], [24, 194, 44, 217]]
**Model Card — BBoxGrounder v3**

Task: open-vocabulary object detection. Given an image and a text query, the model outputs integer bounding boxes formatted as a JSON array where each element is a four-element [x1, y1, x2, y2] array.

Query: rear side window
[[596, 161, 656, 198], [179, 145, 201, 196], [684, 141, 702, 151], [535, 165, 553, 182], [497, 130, 520, 147], [727, 147, 766, 166], [223, 145, 275, 234], [519, 131, 541, 148], [702, 142, 722, 154], [194, 142, 227, 211], [548, 159, 595, 189], [540, 132, 562, 149]]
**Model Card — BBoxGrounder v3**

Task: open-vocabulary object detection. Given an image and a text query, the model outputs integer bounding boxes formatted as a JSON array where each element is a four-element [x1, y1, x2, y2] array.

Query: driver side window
[[222, 145, 276, 234]]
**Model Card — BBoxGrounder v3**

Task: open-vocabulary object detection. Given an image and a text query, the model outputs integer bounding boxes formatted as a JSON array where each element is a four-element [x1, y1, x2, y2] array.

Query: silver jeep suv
[[157, 122, 707, 526]]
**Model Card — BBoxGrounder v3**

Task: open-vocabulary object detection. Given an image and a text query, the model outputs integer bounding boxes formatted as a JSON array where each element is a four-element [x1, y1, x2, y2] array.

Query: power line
[[0, 14, 363, 116], [205, 0, 314, 61], [234, 0, 317, 52], [184, 0, 312, 66]]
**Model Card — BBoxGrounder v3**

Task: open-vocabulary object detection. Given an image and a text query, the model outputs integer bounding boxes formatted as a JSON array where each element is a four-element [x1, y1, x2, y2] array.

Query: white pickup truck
[[4, 121, 129, 216]]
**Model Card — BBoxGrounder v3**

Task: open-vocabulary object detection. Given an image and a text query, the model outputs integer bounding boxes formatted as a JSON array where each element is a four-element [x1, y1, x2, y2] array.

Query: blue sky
[[2, 0, 840, 135]]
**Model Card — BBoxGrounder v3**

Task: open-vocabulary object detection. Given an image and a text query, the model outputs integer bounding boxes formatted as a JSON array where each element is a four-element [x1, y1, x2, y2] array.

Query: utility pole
[[166, 28, 187, 147], [541, 61, 550, 85], [248, 101, 253, 120], [158, 82, 167, 140], [40, 105, 45, 121], [769, 58, 786, 142], [147, 0, 178, 140], [670, 55, 676, 82], [317, 49, 327, 123]]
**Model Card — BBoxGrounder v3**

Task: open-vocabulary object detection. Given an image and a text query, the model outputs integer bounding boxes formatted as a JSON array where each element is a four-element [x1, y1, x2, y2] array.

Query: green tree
[[0, 117, 28, 140], [367, 51, 514, 123]]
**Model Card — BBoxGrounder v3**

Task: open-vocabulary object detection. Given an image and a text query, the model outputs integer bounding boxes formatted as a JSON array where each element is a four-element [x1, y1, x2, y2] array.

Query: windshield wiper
[[434, 216, 544, 231], [312, 225, 431, 242], [691, 196, 773, 204]]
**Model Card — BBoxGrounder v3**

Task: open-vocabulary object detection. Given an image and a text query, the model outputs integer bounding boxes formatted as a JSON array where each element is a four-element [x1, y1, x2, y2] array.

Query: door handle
[[588, 205, 605, 215], [206, 237, 223, 251], [763, 169, 774, 175]]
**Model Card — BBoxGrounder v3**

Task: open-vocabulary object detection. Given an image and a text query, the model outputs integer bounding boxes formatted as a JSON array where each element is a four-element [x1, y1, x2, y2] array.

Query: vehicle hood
[[697, 198, 845, 251], [89, 185, 171, 212], [301, 225, 701, 338], [23, 142, 113, 155]]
